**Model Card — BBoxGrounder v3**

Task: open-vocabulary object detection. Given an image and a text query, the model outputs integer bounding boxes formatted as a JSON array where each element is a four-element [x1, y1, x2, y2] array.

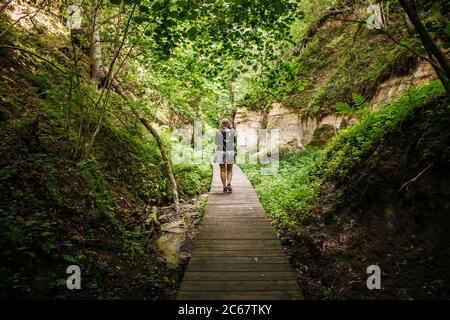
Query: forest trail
[[177, 165, 303, 300]]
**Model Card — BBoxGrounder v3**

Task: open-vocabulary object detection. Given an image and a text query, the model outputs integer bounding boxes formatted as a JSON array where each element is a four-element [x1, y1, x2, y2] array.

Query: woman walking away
[[214, 118, 237, 192]]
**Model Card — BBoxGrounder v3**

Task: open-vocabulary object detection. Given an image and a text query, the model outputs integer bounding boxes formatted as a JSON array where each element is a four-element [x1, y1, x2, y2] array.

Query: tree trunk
[[398, 0, 450, 95], [84, 0, 181, 211], [135, 110, 180, 212], [89, 0, 106, 86], [111, 79, 181, 212]]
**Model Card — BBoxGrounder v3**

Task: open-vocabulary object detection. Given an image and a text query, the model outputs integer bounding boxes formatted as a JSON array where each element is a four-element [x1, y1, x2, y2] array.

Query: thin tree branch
[[0, 45, 66, 73], [328, 16, 447, 77], [399, 163, 433, 192], [0, 0, 47, 38], [0, 0, 14, 13], [376, 28, 446, 76]]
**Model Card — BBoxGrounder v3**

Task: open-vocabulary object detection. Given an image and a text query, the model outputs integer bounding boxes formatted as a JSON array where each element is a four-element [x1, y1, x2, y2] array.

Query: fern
[[335, 102, 352, 115], [351, 92, 368, 109], [335, 93, 369, 116]]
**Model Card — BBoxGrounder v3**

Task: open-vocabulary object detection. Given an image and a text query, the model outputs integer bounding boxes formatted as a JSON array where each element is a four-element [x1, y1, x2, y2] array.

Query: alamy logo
[[171, 121, 280, 175], [367, 4, 383, 30], [366, 265, 381, 290], [66, 5, 82, 30], [66, 265, 81, 290]]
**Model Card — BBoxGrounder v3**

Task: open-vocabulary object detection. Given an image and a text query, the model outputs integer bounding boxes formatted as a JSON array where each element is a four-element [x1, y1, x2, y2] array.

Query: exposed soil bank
[[281, 97, 450, 299]]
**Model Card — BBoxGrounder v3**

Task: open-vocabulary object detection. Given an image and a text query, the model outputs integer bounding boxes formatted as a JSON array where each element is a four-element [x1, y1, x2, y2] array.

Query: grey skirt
[[214, 151, 235, 164]]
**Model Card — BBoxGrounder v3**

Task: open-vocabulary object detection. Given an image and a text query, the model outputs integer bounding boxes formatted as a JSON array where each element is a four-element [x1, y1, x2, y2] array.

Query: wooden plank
[[194, 240, 281, 248], [195, 239, 280, 245], [199, 228, 275, 234], [209, 192, 256, 195], [206, 210, 266, 215], [199, 224, 275, 230], [202, 223, 271, 228], [182, 271, 296, 281], [193, 245, 282, 252], [203, 215, 268, 219], [207, 201, 261, 205], [193, 241, 283, 251], [204, 218, 268, 222], [192, 250, 286, 257], [196, 232, 276, 240], [207, 204, 262, 207], [190, 256, 289, 264], [186, 263, 293, 272], [203, 215, 268, 220], [209, 188, 255, 190], [208, 193, 259, 198], [177, 290, 301, 300], [197, 229, 274, 235], [205, 213, 267, 218], [206, 207, 265, 212], [180, 280, 299, 291], [193, 247, 283, 253], [208, 196, 259, 200], [204, 216, 268, 221]]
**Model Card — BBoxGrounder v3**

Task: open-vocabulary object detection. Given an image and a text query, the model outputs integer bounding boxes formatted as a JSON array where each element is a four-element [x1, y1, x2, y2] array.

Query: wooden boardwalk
[[177, 165, 303, 300]]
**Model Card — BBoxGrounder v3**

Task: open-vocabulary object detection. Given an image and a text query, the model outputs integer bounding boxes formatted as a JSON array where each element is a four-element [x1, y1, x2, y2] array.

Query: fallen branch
[[398, 163, 433, 192]]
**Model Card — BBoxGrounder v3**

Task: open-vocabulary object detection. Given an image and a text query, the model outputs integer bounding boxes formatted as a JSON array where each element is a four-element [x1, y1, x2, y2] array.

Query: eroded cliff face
[[235, 59, 436, 152], [235, 103, 357, 151], [370, 60, 435, 109]]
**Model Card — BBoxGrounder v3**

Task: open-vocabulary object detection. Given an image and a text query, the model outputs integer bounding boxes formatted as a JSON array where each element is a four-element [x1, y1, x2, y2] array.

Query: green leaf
[[352, 92, 367, 109], [417, 48, 427, 56], [133, 16, 146, 24], [445, 23, 450, 35], [73, 92, 82, 104], [168, 10, 179, 19], [187, 27, 197, 40], [139, 5, 150, 13], [335, 102, 352, 115]]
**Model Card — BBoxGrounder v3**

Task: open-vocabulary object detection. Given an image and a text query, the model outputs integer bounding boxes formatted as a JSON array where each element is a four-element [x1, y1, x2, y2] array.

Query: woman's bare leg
[[219, 164, 226, 187], [226, 164, 233, 186]]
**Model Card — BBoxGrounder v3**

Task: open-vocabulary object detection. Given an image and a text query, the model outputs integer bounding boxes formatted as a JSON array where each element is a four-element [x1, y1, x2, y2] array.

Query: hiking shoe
[[226, 184, 233, 192]]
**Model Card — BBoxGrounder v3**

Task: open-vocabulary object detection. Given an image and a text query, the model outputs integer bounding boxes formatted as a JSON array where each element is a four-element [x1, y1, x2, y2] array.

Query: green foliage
[[237, 0, 447, 115], [195, 195, 208, 216], [2, 0, 448, 300], [323, 81, 445, 180], [243, 81, 446, 224], [242, 149, 323, 223], [335, 92, 369, 117], [173, 164, 212, 197], [0, 18, 214, 298]]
